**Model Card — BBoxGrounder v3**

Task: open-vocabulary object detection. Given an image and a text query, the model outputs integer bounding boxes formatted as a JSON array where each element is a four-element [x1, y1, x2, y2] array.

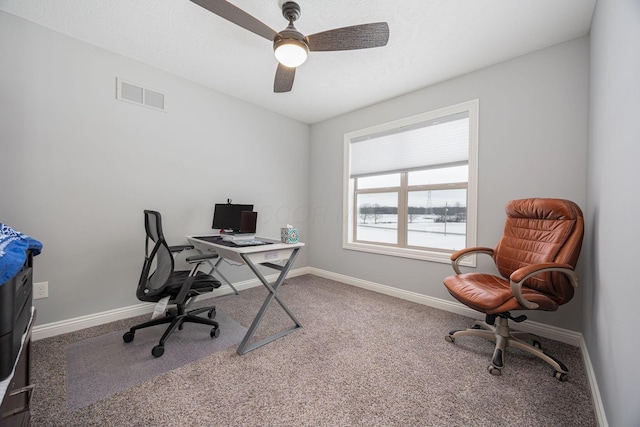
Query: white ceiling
[[0, 0, 595, 124]]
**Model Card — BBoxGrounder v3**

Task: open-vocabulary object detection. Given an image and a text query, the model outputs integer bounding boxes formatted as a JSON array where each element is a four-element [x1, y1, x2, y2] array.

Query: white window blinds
[[350, 112, 469, 178]]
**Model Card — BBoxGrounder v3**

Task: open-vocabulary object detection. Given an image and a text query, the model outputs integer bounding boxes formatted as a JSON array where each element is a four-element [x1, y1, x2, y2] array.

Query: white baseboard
[[31, 266, 606, 427], [308, 267, 582, 346], [31, 266, 310, 341], [579, 337, 609, 427], [34, 265, 580, 345]]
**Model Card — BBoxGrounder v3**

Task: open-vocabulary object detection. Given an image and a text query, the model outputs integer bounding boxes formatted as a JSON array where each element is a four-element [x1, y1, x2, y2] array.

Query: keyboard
[[192, 236, 270, 247], [232, 239, 267, 246]]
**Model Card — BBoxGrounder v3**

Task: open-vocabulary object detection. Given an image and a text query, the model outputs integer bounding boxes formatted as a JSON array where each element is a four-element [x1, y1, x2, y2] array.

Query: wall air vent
[[116, 78, 166, 112]]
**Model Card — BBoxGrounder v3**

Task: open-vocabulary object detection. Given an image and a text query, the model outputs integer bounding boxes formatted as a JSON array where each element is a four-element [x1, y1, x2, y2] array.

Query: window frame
[[342, 100, 479, 265]]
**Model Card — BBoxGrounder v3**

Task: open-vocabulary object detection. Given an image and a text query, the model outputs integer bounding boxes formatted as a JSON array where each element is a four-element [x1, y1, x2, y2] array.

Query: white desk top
[[187, 235, 304, 264]]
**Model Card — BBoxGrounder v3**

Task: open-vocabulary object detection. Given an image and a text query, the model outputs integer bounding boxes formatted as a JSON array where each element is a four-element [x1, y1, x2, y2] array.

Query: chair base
[[123, 302, 219, 358], [445, 314, 569, 381]]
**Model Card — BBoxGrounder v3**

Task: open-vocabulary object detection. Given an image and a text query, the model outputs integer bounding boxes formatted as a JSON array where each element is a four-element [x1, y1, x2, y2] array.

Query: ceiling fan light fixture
[[191, 0, 389, 92], [274, 38, 308, 68]]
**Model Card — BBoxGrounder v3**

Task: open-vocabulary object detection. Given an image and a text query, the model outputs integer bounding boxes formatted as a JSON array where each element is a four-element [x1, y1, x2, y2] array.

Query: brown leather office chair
[[443, 198, 584, 380]]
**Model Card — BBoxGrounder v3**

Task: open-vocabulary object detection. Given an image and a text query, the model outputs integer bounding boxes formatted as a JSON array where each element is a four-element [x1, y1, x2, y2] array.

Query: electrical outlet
[[34, 281, 48, 299]]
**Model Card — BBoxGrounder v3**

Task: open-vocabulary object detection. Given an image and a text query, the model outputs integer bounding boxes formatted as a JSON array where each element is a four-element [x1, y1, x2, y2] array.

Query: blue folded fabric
[[0, 223, 43, 285]]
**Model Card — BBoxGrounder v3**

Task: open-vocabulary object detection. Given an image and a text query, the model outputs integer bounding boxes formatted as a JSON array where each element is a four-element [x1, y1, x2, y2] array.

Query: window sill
[[342, 241, 476, 266]]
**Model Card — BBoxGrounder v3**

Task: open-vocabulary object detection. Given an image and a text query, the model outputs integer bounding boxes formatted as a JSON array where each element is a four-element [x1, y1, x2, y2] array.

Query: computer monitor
[[212, 203, 255, 233]]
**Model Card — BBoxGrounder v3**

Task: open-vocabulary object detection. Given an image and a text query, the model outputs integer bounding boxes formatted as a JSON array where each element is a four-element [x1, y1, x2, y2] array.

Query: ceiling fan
[[189, 0, 390, 93]]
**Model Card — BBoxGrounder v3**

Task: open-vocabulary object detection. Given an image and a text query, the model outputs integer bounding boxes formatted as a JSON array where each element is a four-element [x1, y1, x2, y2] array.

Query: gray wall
[[587, 1, 640, 425], [308, 37, 589, 332], [0, 12, 310, 326], [6, 5, 636, 423]]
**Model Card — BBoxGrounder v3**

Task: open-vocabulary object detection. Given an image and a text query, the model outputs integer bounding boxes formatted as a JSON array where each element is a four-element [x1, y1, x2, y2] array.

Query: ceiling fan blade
[[190, 0, 277, 41], [274, 64, 296, 93], [307, 22, 389, 52]]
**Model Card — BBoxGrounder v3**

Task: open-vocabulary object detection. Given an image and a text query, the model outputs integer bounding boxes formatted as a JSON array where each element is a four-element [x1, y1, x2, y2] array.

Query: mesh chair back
[[136, 210, 175, 300], [493, 198, 584, 305]]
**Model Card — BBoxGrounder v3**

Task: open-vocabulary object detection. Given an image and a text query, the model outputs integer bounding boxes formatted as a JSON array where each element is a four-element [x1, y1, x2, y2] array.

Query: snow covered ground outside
[[357, 215, 466, 250]]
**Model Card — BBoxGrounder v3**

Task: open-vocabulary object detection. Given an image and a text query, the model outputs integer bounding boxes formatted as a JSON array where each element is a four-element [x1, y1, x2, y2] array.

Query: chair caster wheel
[[152, 345, 165, 358], [210, 326, 220, 338], [553, 371, 568, 382], [208, 308, 216, 319], [488, 365, 502, 376], [445, 335, 455, 343], [123, 331, 135, 343]]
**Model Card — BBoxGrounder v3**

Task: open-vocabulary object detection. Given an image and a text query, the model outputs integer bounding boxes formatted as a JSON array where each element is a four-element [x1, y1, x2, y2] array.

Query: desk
[[187, 235, 304, 355]]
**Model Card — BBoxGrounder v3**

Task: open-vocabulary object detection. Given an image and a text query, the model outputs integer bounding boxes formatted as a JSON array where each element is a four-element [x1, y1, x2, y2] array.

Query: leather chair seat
[[444, 273, 559, 314]]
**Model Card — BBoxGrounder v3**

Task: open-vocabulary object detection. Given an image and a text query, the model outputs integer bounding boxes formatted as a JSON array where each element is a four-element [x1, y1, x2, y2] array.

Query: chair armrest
[[169, 244, 194, 253], [509, 263, 579, 310], [450, 247, 494, 274], [175, 275, 196, 305], [185, 253, 219, 263], [175, 254, 219, 303]]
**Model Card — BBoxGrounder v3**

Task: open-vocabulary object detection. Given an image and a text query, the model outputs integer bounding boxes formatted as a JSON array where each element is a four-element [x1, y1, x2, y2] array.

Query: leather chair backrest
[[493, 198, 584, 305]]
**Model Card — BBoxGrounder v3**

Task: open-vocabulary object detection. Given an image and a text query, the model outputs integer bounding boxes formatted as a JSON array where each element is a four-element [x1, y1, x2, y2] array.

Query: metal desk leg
[[206, 257, 239, 295], [236, 248, 302, 355]]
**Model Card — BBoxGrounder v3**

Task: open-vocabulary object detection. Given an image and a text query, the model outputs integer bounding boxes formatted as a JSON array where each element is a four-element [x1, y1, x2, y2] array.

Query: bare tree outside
[[359, 203, 371, 224], [373, 204, 383, 224]]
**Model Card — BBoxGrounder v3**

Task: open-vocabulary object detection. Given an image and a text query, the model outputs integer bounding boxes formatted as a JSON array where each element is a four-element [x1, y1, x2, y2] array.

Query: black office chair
[[123, 210, 222, 357]]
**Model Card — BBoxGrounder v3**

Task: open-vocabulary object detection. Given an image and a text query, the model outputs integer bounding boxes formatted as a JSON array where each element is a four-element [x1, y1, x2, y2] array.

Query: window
[[343, 100, 478, 264]]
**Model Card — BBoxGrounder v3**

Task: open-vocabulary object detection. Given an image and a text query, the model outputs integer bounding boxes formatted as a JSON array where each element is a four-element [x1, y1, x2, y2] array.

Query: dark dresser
[[0, 251, 36, 426]]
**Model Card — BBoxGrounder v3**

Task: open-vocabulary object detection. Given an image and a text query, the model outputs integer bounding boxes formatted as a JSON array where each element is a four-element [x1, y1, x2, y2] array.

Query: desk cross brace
[[205, 257, 239, 295], [236, 248, 302, 355]]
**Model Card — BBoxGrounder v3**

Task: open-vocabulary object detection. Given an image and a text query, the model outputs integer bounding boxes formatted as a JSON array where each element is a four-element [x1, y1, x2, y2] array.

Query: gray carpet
[[64, 312, 247, 410], [31, 275, 597, 426]]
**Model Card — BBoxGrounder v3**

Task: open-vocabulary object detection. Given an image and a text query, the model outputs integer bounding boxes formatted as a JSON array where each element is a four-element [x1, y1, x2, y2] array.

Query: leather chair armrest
[[451, 247, 494, 274], [509, 263, 579, 309]]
